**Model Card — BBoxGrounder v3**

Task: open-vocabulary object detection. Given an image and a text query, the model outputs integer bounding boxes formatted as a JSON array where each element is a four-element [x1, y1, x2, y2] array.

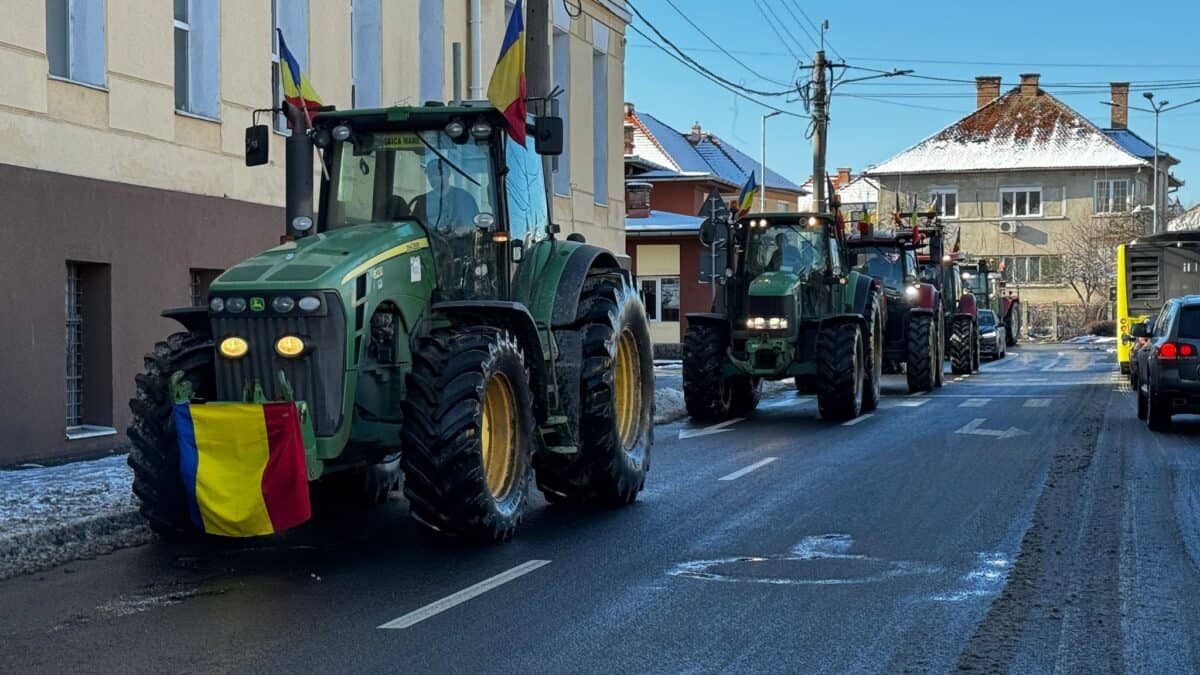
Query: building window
[[65, 262, 115, 438], [640, 277, 680, 322], [351, 0, 381, 108], [999, 255, 1062, 284], [1094, 178, 1129, 214], [551, 25, 571, 196], [272, 0, 310, 133], [418, 0, 444, 103], [1000, 187, 1042, 218], [592, 22, 609, 205], [174, 0, 220, 118], [930, 188, 958, 218], [189, 268, 223, 307], [46, 0, 107, 87], [778, 201, 790, 212]]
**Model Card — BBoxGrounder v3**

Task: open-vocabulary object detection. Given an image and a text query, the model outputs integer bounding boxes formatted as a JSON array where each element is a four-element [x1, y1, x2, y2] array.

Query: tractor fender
[[915, 283, 939, 311], [161, 306, 211, 336], [821, 312, 868, 330], [957, 293, 978, 318], [848, 274, 875, 316], [551, 244, 624, 328], [431, 300, 549, 423], [685, 312, 731, 341]]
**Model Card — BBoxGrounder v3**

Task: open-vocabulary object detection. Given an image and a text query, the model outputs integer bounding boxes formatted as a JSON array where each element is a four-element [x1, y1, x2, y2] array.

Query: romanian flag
[[487, 0, 527, 145], [276, 28, 323, 128], [174, 402, 310, 537], [736, 171, 758, 217]]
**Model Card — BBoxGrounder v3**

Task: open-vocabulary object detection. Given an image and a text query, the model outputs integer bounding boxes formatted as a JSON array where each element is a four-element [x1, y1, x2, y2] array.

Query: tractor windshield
[[745, 224, 827, 279], [962, 269, 988, 297], [850, 246, 908, 289]]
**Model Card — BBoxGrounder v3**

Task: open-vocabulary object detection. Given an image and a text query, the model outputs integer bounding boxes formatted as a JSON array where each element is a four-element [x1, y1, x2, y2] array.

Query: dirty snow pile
[[0, 455, 148, 580]]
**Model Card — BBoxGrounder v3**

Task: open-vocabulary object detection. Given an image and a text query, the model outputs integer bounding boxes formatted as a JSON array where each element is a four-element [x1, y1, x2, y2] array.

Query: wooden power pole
[[810, 50, 829, 214]]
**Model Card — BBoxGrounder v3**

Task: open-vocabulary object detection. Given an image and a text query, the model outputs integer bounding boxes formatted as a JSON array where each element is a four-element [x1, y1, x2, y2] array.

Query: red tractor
[[915, 218, 980, 375], [960, 258, 1021, 347], [844, 223, 944, 392]]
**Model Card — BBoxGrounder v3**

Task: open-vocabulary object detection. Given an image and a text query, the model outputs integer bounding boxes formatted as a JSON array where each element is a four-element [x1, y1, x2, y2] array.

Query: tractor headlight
[[332, 125, 352, 141], [219, 336, 249, 359], [298, 296, 321, 312], [470, 121, 493, 139], [272, 296, 296, 313], [275, 335, 306, 358], [226, 297, 247, 314], [905, 286, 920, 300], [745, 317, 766, 330], [209, 297, 225, 313], [768, 317, 788, 330]]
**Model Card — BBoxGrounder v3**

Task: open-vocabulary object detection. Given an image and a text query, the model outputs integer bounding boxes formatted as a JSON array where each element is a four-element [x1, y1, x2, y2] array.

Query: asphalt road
[[3, 344, 1200, 673]]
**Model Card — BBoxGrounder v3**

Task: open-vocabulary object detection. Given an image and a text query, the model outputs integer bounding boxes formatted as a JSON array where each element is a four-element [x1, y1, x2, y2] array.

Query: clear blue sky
[[625, 0, 1200, 207]]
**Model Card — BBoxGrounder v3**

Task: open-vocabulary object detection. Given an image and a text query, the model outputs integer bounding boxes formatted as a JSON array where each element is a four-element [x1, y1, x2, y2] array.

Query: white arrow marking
[[718, 457, 778, 481], [378, 559, 551, 629], [679, 417, 746, 440], [954, 417, 1029, 439]]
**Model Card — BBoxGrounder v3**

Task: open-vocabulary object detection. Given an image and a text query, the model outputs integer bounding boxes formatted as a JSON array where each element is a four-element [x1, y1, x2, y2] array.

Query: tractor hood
[[211, 222, 430, 291], [748, 271, 801, 297]]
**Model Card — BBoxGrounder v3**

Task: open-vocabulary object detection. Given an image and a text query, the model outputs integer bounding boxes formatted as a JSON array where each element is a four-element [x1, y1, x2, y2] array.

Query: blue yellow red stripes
[[487, 0, 527, 144], [737, 171, 758, 216], [276, 28, 323, 128]]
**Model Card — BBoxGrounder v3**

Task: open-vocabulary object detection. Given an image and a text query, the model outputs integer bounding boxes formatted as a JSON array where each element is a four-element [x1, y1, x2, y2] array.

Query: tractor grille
[[746, 295, 786, 318], [753, 350, 778, 370], [210, 292, 346, 436]]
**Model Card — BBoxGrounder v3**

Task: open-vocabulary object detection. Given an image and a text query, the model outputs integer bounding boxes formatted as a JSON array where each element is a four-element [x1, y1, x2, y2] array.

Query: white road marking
[[718, 457, 778, 481], [959, 398, 991, 408], [954, 417, 1029, 439], [678, 417, 746, 440], [893, 399, 929, 408], [927, 394, 1061, 398], [842, 413, 875, 426], [1023, 398, 1052, 408], [378, 559, 551, 630]]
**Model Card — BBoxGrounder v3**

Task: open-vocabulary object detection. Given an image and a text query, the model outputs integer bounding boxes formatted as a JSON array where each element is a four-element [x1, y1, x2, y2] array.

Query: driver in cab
[[411, 157, 479, 231], [768, 232, 804, 272]]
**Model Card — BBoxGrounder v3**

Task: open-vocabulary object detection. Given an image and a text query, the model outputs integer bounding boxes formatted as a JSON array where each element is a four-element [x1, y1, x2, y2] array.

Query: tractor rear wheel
[[862, 288, 883, 412], [935, 314, 945, 388], [949, 316, 974, 375], [906, 313, 937, 393], [535, 279, 653, 506], [729, 376, 762, 416], [401, 327, 534, 542], [817, 321, 864, 421], [683, 322, 734, 421], [971, 323, 982, 371], [127, 331, 214, 539]]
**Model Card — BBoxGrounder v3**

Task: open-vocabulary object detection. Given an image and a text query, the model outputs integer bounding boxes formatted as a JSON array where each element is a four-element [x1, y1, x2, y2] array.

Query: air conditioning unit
[[999, 221, 1021, 234]]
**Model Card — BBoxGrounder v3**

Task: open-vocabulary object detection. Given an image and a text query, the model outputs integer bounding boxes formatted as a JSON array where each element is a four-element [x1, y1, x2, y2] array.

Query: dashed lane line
[[378, 560, 551, 630], [842, 413, 875, 426], [1023, 398, 1052, 408], [893, 398, 930, 407], [678, 417, 746, 440], [718, 457, 779, 481], [959, 398, 991, 408]]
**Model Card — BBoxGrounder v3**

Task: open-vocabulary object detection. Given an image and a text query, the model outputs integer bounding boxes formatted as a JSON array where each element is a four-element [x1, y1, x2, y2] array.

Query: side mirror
[[533, 116, 564, 156], [1130, 322, 1149, 339], [245, 125, 270, 166]]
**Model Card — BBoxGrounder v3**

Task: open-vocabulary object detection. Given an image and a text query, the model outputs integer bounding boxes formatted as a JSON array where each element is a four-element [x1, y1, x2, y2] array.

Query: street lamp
[[1102, 94, 1200, 232], [761, 111, 782, 211]]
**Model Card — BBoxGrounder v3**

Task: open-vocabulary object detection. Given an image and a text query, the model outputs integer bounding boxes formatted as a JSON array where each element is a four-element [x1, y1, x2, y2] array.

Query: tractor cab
[[731, 213, 842, 331]]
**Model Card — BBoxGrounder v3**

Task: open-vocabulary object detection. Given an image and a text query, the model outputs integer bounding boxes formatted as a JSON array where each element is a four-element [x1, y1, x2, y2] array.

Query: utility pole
[[525, 0, 555, 223], [810, 50, 829, 214]]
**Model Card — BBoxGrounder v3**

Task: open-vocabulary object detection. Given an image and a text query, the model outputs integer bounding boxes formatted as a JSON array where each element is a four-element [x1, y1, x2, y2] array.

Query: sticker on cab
[[411, 256, 422, 283]]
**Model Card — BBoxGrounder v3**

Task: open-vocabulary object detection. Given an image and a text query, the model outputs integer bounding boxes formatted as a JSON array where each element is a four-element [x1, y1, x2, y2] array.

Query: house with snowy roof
[[621, 102, 806, 345], [1169, 203, 1200, 232], [867, 74, 1181, 306]]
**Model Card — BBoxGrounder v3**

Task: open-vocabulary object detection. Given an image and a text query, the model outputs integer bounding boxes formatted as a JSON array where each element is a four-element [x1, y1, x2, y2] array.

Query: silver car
[[979, 309, 1006, 360]]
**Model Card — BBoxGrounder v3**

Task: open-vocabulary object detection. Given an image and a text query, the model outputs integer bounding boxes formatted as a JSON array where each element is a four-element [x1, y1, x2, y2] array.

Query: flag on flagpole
[[952, 226, 962, 253], [736, 171, 758, 217], [276, 28, 323, 128], [487, 0, 528, 144], [174, 401, 310, 537]]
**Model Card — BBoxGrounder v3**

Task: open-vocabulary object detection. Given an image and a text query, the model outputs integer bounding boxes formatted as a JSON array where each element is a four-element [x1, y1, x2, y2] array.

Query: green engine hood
[[748, 271, 801, 297], [211, 222, 429, 291]]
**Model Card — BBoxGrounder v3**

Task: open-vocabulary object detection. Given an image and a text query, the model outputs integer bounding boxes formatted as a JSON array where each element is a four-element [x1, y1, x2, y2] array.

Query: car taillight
[[1158, 342, 1196, 359]]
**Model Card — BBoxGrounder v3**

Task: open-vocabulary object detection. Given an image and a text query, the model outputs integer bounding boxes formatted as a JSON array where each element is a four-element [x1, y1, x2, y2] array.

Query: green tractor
[[683, 213, 884, 421], [127, 102, 655, 542]]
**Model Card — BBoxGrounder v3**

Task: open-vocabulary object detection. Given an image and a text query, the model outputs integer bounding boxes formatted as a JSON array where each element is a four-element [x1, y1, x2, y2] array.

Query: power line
[[661, 0, 793, 88], [839, 93, 968, 115], [750, 0, 808, 62], [788, 1, 844, 62], [774, 1, 819, 53]]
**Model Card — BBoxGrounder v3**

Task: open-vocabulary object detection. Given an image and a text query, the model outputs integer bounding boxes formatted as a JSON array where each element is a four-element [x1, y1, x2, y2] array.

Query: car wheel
[[1147, 387, 1172, 432]]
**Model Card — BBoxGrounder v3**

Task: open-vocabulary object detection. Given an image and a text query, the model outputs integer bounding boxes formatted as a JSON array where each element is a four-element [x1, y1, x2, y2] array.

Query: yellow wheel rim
[[614, 329, 642, 450], [480, 372, 517, 500]]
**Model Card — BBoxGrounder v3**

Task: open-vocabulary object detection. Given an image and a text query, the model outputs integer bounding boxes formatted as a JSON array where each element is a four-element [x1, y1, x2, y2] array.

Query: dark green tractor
[[683, 213, 884, 421], [127, 102, 655, 542]]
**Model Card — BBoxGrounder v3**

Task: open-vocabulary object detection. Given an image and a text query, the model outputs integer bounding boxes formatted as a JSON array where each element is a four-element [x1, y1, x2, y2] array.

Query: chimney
[[623, 123, 635, 155], [836, 167, 852, 188], [623, 101, 635, 118], [1019, 73, 1040, 98], [975, 76, 1001, 108], [688, 122, 702, 144], [1110, 82, 1129, 129], [625, 181, 652, 218]]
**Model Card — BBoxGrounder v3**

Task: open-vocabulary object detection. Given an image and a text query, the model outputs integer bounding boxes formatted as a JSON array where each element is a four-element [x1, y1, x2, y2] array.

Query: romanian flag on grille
[[276, 28, 323, 128], [487, 0, 527, 145], [736, 171, 758, 217], [174, 402, 310, 537]]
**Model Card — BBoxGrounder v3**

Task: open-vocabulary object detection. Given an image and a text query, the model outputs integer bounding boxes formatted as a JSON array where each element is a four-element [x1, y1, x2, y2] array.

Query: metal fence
[[1021, 302, 1107, 341]]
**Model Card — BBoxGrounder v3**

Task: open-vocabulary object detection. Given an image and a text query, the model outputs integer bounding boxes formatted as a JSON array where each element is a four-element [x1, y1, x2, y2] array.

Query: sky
[[624, 0, 1200, 208]]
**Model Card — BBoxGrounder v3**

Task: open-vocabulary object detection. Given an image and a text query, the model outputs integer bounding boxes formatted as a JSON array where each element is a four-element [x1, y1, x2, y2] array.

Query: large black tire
[[127, 332, 215, 539], [862, 288, 883, 412], [935, 314, 945, 388], [401, 327, 535, 542], [1136, 383, 1148, 420], [949, 316, 974, 375], [729, 376, 762, 416], [534, 279, 653, 506], [683, 321, 734, 421], [816, 321, 864, 421], [971, 323, 982, 372], [906, 312, 937, 393], [1005, 307, 1020, 347], [1147, 389, 1171, 432]]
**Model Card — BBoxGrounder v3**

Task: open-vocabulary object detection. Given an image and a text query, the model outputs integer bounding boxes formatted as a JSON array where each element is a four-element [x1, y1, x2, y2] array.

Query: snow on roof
[[625, 209, 706, 232], [838, 175, 879, 205], [869, 88, 1147, 175], [1169, 204, 1200, 231]]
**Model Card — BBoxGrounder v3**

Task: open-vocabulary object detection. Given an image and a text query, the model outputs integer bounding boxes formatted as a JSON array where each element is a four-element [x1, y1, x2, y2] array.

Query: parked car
[[1127, 317, 1153, 390], [978, 309, 1006, 360], [1133, 295, 1200, 431]]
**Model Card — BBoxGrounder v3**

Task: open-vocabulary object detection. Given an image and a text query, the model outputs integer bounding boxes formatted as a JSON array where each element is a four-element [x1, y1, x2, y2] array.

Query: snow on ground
[[0, 455, 148, 580]]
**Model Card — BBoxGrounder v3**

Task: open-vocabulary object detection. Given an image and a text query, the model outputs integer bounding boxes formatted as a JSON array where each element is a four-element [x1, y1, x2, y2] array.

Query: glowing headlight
[[768, 317, 789, 330], [275, 335, 305, 358], [272, 296, 296, 313], [209, 297, 225, 313], [219, 336, 249, 359], [745, 317, 766, 330], [905, 286, 920, 300], [298, 296, 321, 312], [226, 297, 247, 313]]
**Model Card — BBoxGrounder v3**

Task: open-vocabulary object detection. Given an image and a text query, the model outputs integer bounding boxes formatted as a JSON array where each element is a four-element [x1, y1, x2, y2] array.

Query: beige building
[[867, 75, 1180, 307], [0, 0, 630, 465]]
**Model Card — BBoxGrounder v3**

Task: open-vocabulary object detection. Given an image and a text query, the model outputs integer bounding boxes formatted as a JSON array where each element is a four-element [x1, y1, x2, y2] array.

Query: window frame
[[999, 186, 1043, 218], [550, 24, 571, 197], [46, 0, 108, 89], [1093, 178, 1130, 214], [998, 254, 1063, 286], [640, 276, 680, 323], [929, 187, 958, 219]]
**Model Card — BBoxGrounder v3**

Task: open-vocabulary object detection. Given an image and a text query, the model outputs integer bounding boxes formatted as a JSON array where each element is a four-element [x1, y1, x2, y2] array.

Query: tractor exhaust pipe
[[284, 103, 314, 238]]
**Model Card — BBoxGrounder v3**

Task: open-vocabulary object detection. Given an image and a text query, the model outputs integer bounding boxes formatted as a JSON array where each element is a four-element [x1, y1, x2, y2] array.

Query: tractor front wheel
[[949, 316, 974, 375], [729, 376, 762, 416], [817, 321, 864, 421], [906, 313, 937, 393], [401, 327, 534, 542], [127, 331, 215, 539], [862, 288, 883, 412], [535, 279, 653, 507], [683, 322, 735, 421]]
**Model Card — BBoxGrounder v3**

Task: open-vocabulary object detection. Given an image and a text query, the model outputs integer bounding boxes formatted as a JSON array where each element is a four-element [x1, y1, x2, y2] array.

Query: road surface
[[3, 344, 1199, 673]]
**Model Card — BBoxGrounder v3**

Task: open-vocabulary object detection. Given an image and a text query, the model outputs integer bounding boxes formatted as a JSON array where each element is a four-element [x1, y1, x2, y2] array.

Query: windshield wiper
[[417, 135, 481, 187]]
